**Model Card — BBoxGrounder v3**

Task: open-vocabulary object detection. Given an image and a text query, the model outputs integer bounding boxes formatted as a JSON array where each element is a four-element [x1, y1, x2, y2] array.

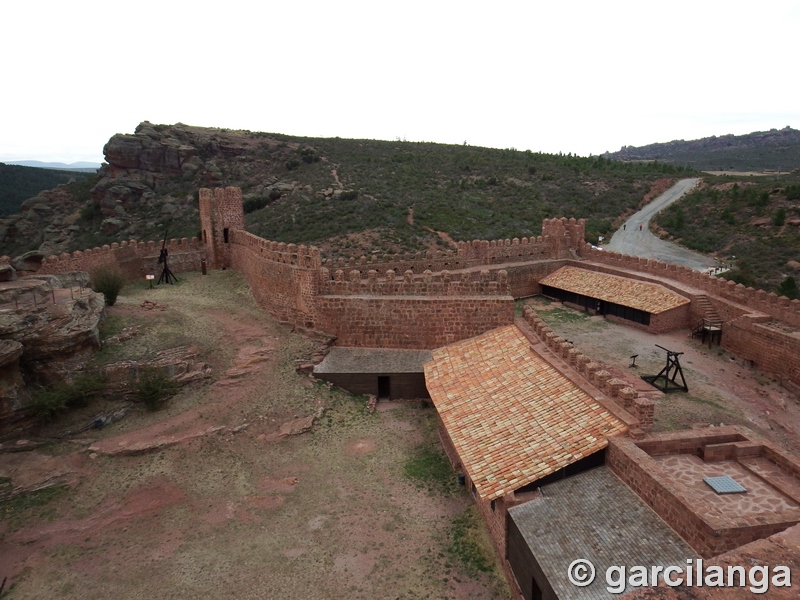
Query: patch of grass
[[0, 485, 69, 527], [29, 374, 107, 420], [684, 394, 728, 411], [448, 506, 494, 576], [403, 445, 458, 495], [99, 313, 127, 341], [535, 306, 589, 324]]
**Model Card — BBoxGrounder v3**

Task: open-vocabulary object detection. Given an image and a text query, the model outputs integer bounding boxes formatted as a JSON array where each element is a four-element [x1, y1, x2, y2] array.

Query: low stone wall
[[318, 268, 510, 297], [607, 428, 800, 558], [722, 317, 800, 386], [521, 306, 653, 431], [38, 238, 205, 280]]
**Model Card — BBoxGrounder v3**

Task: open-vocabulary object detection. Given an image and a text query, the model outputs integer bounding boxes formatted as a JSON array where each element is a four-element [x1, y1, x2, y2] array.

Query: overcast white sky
[[2, 0, 798, 163]]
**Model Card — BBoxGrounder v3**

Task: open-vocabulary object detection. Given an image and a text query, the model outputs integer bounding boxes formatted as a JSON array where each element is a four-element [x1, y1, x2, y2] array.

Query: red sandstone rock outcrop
[[0, 288, 104, 385]]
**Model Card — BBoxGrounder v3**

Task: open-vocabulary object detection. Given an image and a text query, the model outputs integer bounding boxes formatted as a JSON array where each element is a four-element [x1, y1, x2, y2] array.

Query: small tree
[[136, 368, 178, 411], [778, 276, 799, 300], [773, 207, 787, 226], [90, 264, 126, 306]]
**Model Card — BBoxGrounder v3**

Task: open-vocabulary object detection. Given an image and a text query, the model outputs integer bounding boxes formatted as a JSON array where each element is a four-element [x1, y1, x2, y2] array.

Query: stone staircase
[[692, 294, 723, 340]]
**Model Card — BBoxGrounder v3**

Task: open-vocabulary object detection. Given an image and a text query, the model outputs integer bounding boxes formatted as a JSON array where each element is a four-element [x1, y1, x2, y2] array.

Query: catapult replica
[[642, 344, 689, 393], [157, 229, 177, 285]]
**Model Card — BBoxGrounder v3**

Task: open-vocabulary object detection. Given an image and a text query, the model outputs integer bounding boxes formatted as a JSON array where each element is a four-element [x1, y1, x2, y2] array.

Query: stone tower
[[198, 187, 245, 269], [541, 217, 586, 259]]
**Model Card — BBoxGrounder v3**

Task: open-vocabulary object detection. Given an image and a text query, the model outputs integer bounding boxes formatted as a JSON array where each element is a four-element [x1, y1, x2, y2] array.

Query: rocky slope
[[0, 122, 308, 257], [603, 126, 800, 172]]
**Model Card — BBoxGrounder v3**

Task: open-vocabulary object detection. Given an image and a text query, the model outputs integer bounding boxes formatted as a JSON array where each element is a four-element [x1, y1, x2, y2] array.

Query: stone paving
[[654, 454, 799, 518]]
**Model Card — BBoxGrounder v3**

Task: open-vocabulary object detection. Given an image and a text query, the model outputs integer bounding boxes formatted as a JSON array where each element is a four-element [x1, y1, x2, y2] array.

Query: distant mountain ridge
[[603, 126, 800, 172], [6, 160, 101, 172]]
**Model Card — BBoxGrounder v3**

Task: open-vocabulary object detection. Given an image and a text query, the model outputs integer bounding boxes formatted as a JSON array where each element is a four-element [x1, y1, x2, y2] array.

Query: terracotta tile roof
[[424, 325, 626, 501], [540, 266, 689, 314]]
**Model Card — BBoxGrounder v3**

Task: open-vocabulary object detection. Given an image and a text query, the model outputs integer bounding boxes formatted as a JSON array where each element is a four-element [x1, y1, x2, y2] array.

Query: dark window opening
[[377, 376, 390, 400], [223, 228, 229, 243], [203, 230, 207, 243], [490, 499, 496, 512], [532, 577, 543, 600], [515, 451, 606, 494]]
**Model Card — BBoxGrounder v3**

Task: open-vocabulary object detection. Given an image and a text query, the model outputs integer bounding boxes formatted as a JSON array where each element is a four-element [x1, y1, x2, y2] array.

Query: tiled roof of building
[[424, 325, 626, 501], [509, 467, 697, 599], [314, 348, 432, 374], [540, 266, 690, 314]]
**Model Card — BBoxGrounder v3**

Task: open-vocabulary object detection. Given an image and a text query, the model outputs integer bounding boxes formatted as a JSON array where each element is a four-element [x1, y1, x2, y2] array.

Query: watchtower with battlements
[[199, 187, 245, 269]]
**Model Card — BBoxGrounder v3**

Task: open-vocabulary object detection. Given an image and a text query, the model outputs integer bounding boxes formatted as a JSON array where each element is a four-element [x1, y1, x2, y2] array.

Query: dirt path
[[605, 178, 718, 271], [330, 168, 343, 189], [1, 272, 509, 599]]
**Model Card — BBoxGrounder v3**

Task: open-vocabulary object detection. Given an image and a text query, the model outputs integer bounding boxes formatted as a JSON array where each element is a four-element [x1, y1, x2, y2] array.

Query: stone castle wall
[[38, 237, 205, 280], [315, 295, 514, 349], [33, 188, 800, 383], [228, 230, 321, 328]]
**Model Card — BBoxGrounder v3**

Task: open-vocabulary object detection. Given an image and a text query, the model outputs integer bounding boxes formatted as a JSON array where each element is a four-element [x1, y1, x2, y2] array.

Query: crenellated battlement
[[320, 234, 555, 277], [38, 236, 205, 278], [542, 217, 586, 259], [318, 267, 510, 297], [42, 237, 201, 264], [229, 230, 321, 270]]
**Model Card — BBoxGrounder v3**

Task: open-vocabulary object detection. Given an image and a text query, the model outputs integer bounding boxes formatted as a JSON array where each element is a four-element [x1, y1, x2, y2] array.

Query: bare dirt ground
[[528, 298, 800, 453], [1, 271, 510, 599]]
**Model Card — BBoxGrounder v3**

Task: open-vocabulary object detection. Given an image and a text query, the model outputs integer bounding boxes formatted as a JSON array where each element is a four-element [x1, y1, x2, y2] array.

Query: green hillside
[[242, 137, 692, 256], [653, 173, 800, 294], [0, 163, 94, 216]]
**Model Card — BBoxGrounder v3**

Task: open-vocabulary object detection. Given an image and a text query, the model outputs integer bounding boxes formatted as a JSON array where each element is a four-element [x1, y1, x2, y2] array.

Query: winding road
[[604, 178, 718, 271]]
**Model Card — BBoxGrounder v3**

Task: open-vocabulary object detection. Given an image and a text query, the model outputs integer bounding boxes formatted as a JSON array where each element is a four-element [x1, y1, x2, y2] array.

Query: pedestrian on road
[[623, 224, 626, 231], [639, 224, 642, 231]]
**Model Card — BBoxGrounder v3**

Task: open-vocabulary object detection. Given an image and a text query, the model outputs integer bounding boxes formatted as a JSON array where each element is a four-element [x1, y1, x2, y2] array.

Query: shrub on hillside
[[778, 276, 799, 300], [90, 265, 125, 306], [136, 368, 178, 411], [29, 373, 107, 420]]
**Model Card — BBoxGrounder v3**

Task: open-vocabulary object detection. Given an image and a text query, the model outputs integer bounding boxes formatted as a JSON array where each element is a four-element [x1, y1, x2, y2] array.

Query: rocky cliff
[[0, 122, 309, 258]]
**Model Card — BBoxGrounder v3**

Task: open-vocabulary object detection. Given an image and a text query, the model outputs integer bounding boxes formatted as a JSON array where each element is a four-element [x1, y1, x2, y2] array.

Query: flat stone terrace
[[509, 466, 697, 600], [655, 455, 799, 517], [609, 428, 800, 557]]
